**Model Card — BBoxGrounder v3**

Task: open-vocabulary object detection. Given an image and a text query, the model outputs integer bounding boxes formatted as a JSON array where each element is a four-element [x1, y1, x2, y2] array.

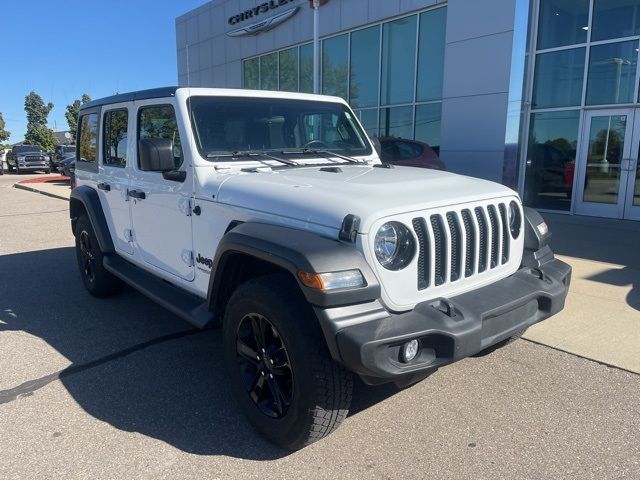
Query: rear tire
[[74, 215, 124, 298], [223, 274, 353, 450]]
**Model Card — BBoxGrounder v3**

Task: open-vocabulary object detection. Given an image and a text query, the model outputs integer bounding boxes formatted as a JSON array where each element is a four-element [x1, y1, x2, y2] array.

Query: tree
[[65, 94, 91, 140], [0, 112, 10, 146], [24, 91, 56, 151]]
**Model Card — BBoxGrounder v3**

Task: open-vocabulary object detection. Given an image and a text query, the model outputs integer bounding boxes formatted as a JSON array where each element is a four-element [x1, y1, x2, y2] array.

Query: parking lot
[[1, 174, 639, 480]]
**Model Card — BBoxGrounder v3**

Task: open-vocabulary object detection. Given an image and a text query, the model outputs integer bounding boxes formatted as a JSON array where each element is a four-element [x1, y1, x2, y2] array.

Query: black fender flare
[[69, 185, 115, 254], [207, 222, 381, 310]]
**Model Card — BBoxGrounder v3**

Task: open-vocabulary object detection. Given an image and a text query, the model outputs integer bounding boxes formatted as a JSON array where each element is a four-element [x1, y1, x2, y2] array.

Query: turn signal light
[[298, 269, 365, 291]]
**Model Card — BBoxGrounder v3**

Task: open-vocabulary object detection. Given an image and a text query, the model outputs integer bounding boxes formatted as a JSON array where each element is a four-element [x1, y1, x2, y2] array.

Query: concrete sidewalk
[[13, 174, 71, 201], [524, 214, 639, 374], [11, 177, 640, 373]]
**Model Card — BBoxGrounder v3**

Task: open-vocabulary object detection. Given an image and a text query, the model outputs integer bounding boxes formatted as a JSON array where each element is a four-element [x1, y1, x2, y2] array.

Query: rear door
[[128, 101, 194, 281], [99, 104, 134, 254]]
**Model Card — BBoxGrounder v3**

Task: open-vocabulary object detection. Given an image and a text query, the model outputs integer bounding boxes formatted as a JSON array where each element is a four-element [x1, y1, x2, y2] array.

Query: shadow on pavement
[[0, 247, 399, 458], [545, 213, 640, 269], [544, 213, 640, 312], [586, 266, 640, 313]]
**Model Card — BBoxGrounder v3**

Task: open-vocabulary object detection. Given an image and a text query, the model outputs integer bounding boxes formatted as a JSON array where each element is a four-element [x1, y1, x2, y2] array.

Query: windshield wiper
[[280, 148, 366, 164], [207, 150, 299, 166]]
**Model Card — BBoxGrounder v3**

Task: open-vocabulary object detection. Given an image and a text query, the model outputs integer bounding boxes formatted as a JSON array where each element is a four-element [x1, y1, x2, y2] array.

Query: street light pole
[[313, 0, 320, 94]]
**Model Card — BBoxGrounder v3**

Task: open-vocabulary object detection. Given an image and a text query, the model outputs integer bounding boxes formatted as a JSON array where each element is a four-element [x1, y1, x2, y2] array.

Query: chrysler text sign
[[227, 0, 300, 37]]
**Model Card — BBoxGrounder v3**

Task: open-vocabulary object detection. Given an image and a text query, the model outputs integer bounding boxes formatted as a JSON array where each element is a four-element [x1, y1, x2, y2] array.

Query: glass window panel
[[414, 103, 442, 155], [417, 8, 447, 102], [355, 109, 378, 138], [260, 53, 278, 90], [379, 106, 413, 139], [537, 0, 589, 49], [279, 47, 298, 92], [138, 105, 183, 169], [322, 34, 349, 99], [299, 43, 314, 93], [586, 41, 639, 105], [78, 113, 98, 164], [381, 15, 417, 105], [592, 0, 640, 42], [583, 115, 627, 204], [103, 109, 128, 168], [524, 110, 580, 211], [243, 58, 260, 89], [532, 48, 585, 108], [350, 26, 380, 107]]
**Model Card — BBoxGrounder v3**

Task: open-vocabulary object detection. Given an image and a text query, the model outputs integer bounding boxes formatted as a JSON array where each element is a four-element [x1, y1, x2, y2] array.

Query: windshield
[[189, 96, 372, 159], [14, 145, 42, 154]]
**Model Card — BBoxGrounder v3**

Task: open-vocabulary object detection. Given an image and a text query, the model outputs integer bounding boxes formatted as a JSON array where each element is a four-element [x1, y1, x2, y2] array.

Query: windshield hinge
[[124, 229, 134, 243]]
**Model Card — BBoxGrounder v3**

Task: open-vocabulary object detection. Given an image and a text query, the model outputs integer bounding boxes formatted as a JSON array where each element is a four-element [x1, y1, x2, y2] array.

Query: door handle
[[97, 182, 111, 191], [128, 189, 146, 200]]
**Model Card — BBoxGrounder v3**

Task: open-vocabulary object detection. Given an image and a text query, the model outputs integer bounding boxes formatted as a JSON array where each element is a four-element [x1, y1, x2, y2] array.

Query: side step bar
[[103, 255, 214, 329]]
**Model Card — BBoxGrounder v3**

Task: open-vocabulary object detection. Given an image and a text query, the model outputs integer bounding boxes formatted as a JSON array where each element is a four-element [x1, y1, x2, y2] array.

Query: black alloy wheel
[[78, 229, 96, 284], [236, 313, 293, 419]]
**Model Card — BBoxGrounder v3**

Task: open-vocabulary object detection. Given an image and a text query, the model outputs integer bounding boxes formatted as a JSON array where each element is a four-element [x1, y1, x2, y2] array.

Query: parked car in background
[[6, 145, 51, 174], [57, 154, 75, 174], [377, 137, 445, 171], [62, 157, 76, 188], [53, 145, 76, 168]]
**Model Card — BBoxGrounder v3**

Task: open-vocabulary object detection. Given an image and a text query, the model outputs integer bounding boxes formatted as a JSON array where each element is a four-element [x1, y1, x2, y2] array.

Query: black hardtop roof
[[80, 87, 179, 110]]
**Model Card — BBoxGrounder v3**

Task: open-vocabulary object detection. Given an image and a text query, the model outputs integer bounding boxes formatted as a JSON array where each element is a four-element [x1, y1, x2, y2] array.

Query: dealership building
[[176, 0, 640, 221]]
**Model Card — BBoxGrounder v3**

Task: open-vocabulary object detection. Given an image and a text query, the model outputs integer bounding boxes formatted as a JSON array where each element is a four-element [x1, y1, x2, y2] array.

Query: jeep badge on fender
[[69, 87, 571, 450]]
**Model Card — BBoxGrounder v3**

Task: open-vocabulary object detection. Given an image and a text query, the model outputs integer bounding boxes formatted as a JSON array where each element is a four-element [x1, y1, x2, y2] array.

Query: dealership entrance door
[[575, 109, 640, 220]]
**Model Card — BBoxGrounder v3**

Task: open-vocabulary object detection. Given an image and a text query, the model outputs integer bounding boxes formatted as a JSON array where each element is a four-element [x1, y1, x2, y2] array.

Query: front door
[[129, 101, 194, 281], [575, 109, 640, 219]]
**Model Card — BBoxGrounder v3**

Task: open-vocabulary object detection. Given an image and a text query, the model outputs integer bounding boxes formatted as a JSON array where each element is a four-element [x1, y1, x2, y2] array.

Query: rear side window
[[138, 105, 182, 169], [78, 113, 98, 163], [103, 109, 128, 168]]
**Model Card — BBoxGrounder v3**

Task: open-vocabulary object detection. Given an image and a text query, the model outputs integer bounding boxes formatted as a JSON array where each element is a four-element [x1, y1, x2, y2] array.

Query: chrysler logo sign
[[227, 1, 299, 37]]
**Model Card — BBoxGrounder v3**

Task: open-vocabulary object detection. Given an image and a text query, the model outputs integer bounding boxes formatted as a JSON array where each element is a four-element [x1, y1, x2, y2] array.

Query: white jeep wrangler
[[70, 87, 571, 450]]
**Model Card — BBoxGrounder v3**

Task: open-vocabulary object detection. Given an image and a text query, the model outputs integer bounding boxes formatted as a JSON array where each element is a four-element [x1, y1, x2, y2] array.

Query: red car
[[376, 137, 446, 171]]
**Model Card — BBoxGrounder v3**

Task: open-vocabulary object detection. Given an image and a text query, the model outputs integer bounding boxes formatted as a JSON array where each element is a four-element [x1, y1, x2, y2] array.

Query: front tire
[[223, 274, 353, 450], [74, 215, 124, 298]]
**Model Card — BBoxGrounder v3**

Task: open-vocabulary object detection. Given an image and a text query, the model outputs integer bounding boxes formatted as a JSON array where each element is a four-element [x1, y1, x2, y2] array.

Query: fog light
[[401, 339, 419, 363]]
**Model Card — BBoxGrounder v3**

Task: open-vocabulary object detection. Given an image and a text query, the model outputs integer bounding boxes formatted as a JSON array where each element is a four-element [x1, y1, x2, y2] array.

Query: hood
[[206, 165, 518, 234]]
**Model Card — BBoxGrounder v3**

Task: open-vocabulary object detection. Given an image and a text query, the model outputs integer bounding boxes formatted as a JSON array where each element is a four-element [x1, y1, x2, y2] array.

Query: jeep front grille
[[412, 202, 513, 291]]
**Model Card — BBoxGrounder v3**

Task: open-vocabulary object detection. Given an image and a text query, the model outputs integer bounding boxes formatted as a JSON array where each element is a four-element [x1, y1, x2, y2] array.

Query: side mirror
[[138, 138, 175, 172]]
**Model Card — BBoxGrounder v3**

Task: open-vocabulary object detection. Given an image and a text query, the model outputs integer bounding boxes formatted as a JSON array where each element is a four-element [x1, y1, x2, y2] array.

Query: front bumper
[[18, 163, 48, 170], [315, 258, 571, 384]]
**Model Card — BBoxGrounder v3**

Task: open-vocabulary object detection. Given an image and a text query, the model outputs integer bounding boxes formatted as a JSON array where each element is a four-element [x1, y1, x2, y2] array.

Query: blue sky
[[1, 0, 205, 142]]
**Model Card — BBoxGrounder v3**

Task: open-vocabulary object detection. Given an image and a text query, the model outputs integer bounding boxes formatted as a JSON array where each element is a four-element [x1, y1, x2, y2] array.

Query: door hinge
[[125, 229, 134, 242], [181, 249, 195, 267]]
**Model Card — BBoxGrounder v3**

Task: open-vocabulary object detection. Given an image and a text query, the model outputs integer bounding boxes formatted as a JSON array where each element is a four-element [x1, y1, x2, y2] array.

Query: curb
[[14, 182, 70, 202]]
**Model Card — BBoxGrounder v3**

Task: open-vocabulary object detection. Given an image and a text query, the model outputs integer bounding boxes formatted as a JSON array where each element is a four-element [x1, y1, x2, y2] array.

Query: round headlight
[[374, 222, 416, 270], [508, 201, 522, 238]]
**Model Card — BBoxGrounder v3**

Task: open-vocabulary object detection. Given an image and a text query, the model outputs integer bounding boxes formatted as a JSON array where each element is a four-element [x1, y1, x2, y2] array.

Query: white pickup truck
[[70, 87, 571, 450]]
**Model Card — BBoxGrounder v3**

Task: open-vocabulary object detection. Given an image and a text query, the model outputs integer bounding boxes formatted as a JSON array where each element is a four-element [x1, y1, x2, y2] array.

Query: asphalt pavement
[[0, 174, 639, 480]]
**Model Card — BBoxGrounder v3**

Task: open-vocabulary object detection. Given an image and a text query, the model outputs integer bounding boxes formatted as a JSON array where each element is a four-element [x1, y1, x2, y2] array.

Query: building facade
[[176, 0, 640, 222]]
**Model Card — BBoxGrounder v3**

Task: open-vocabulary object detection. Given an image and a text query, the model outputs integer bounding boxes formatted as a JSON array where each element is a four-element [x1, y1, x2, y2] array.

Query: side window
[[138, 105, 183, 169], [78, 113, 98, 163], [103, 109, 128, 168]]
